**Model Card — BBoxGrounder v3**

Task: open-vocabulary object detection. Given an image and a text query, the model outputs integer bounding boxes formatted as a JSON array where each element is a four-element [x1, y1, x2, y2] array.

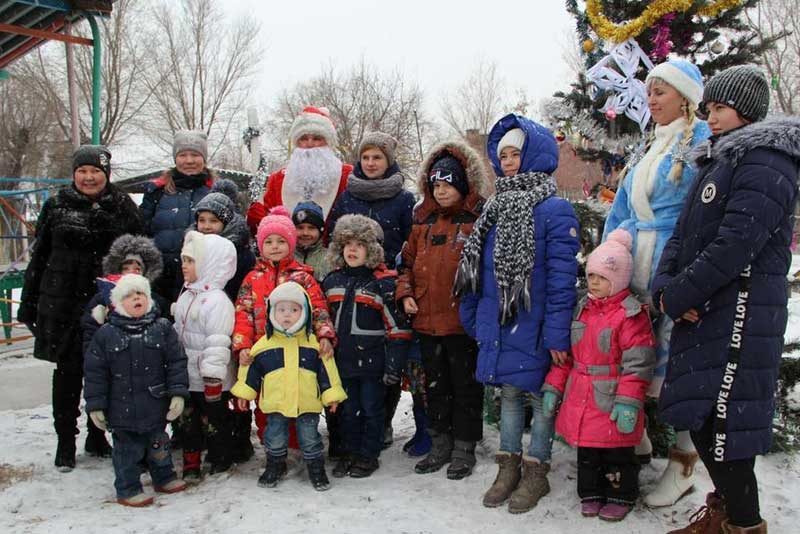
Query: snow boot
[[644, 447, 698, 507], [84, 417, 112, 458], [182, 450, 202, 482], [482, 452, 522, 507], [403, 406, 432, 457], [117, 492, 154, 507], [258, 454, 287, 488], [54, 436, 76, 473], [599, 502, 633, 522], [209, 461, 232, 475], [508, 456, 550, 514], [667, 493, 728, 534], [155, 479, 187, 494], [307, 457, 331, 491], [414, 430, 453, 474], [581, 499, 604, 517], [447, 440, 476, 480], [635, 427, 652, 465], [349, 456, 379, 478], [382, 425, 394, 450], [332, 454, 353, 478], [721, 520, 768, 534]]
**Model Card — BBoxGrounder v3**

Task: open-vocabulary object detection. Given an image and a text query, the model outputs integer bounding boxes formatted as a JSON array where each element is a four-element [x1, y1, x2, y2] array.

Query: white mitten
[[166, 396, 185, 421], [89, 410, 107, 431]]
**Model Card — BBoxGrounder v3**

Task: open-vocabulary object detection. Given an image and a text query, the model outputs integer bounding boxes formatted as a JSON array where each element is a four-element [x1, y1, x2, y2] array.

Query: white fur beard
[[283, 147, 342, 201]]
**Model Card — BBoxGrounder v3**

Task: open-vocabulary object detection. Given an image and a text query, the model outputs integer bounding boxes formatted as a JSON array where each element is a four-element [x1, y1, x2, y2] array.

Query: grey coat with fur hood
[[653, 117, 800, 461]]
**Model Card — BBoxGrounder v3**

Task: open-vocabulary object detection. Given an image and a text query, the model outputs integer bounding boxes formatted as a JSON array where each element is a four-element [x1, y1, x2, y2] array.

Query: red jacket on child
[[232, 257, 335, 353], [543, 289, 655, 448]]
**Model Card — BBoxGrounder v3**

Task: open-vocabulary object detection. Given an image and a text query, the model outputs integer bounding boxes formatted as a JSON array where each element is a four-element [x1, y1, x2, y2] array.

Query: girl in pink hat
[[542, 229, 656, 522]]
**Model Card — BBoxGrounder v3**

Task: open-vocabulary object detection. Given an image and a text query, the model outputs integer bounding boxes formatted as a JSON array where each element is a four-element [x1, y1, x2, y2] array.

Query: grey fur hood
[[326, 214, 385, 270], [417, 139, 489, 197], [102, 234, 163, 282], [692, 116, 800, 167]]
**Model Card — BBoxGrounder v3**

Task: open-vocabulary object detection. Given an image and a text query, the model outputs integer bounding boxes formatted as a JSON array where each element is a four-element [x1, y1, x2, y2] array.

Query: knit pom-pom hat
[[256, 206, 298, 256], [586, 229, 634, 296]]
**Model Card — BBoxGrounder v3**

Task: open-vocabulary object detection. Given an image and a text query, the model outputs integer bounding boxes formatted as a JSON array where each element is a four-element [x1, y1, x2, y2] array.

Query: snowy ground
[[0, 354, 799, 534]]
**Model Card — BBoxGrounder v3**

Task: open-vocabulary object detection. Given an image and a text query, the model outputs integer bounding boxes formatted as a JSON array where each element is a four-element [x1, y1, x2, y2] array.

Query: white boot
[[644, 446, 698, 507]]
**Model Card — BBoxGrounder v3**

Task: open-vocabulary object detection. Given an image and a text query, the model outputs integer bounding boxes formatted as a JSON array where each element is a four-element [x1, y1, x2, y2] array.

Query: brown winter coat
[[396, 140, 488, 336]]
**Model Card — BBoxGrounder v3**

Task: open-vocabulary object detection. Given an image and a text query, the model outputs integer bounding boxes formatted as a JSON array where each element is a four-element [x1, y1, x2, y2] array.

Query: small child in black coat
[[84, 274, 189, 507]]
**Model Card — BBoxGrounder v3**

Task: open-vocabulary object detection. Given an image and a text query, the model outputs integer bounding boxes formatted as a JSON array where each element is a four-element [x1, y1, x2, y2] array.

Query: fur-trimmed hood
[[417, 139, 489, 199], [692, 116, 800, 167], [102, 234, 163, 282], [327, 214, 385, 270]]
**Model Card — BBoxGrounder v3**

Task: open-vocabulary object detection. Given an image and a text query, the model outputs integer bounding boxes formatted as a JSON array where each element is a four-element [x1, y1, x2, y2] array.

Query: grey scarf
[[347, 172, 405, 201], [454, 171, 557, 324]]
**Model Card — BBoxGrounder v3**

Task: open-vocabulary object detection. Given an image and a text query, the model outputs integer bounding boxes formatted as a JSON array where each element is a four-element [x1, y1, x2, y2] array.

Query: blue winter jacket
[[140, 170, 211, 301], [460, 114, 580, 393], [84, 309, 189, 433], [652, 118, 800, 461], [327, 169, 415, 269]]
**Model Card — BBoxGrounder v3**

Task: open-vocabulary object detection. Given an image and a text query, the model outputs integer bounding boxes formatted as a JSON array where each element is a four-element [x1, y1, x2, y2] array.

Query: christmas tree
[[549, 0, 779, 163]]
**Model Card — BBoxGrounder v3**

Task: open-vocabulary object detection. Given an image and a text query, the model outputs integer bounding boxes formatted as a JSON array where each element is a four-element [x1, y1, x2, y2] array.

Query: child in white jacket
[[174, 230, 237, 480]]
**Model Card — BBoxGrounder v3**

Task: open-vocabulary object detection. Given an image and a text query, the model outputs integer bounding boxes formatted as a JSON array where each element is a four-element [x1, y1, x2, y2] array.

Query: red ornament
[[605, 109, 617, 121], [555, 130, 566, 142]]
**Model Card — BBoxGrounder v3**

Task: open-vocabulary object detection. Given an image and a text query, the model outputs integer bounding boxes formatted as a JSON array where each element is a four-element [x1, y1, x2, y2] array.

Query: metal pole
[[86, 14, 102, 144], [64, 22, 80, 150]]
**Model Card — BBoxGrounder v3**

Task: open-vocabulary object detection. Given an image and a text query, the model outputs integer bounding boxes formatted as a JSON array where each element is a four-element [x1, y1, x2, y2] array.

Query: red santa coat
[[543, 289, 655, 448], [232, 257, 336, 352], [246, 165, 351, 235]]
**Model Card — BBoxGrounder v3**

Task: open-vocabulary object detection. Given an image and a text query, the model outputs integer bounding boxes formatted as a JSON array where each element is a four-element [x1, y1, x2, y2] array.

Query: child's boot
[[307, 457, 331, 491], [483, 452, 522, 507], [332, 453, 353, 478], [403, 406, 432, 457], [414, 429, 452, 474], [644, 447, 698, 507], [599, 502, 633, 522], [508, 456, 550, 514], [667, 492, 728, 534], [117, 492, 154, 507], [447, 440, 476, 480], [182, 450, 202, 482], [258, 454, 287, 488], [155, 479, 188, 494]]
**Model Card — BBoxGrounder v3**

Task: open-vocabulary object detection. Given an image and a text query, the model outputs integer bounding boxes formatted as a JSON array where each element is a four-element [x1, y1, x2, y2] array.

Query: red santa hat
[[289, 106, 338, 148]]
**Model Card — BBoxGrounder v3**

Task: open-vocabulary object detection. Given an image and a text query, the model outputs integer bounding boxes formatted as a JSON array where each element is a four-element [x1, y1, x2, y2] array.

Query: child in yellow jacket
[[232, 281, 346, 491]]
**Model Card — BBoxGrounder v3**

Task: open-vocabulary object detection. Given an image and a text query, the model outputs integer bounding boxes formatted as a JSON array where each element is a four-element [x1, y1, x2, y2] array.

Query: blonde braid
[[667, 100, 696, 184]]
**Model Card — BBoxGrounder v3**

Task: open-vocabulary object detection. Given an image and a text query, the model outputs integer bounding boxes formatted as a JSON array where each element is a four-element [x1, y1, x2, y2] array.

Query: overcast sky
[[225, 0, 576, 121]]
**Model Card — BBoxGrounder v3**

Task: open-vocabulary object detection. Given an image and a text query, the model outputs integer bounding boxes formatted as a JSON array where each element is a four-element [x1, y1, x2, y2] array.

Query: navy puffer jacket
[[653, 117, 800, 461], [84, 310, 189, 433]]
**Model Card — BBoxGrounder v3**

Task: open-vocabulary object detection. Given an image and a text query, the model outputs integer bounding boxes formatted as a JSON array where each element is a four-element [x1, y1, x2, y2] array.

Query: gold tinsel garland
[[586, 0, 744, 43]]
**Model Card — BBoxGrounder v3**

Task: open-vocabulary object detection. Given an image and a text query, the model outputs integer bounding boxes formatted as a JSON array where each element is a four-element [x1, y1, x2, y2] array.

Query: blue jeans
[[499, 385, 554, 463], [112, 429, 178, 499], [340, 377, 385, 459], [264, 413, 324, 460]]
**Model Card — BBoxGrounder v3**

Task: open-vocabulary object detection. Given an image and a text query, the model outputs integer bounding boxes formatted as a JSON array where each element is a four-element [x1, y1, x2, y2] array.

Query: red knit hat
[[586, 229, 633, 296], [256, 206, 297, 256], [289, 106, 337, 147]]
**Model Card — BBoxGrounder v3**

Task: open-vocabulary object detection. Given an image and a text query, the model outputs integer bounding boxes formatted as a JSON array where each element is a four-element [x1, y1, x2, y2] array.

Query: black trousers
[[52, 341, 100, 440], [418, 333, 483, 442], [180, 392, 233, 466], [577, 446, 639, 505], [691, 416, 761, 528]]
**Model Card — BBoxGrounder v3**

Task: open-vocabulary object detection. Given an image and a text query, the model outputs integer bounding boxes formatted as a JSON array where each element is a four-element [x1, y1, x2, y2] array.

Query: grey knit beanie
[[194, 192, 236, 226], [703, 65, 770, 122], [173, 130, 208, 161], [359, 131, 398, 166], [72, 145, 111, 179]]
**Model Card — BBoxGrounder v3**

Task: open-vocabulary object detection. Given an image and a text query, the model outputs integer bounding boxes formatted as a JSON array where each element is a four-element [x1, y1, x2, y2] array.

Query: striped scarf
[[454, 171, 557, 324]]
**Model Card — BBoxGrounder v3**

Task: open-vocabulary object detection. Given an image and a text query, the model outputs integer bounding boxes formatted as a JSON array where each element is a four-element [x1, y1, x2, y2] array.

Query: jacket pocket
[[571, 321, 586, 346], [148, 383, 167, 399], [592, 378, 618, 413]]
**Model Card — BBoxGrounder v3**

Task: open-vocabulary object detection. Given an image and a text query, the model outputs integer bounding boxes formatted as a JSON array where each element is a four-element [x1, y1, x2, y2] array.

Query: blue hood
[[487, 114, 559, 176]]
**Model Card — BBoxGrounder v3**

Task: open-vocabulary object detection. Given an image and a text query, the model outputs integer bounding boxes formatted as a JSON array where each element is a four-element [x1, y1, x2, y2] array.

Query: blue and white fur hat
[[646, 59, 704, 107]]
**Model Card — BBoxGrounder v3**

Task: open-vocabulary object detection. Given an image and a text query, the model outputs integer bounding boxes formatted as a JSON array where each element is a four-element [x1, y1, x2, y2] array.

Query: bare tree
[[746, 0, 800, 114], [265, 59, 432, 169], [141, 0, 262, 159], [440, 59, 507, 137]]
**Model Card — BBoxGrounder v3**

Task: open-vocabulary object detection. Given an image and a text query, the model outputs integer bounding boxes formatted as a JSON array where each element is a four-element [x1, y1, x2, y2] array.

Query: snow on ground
[[1, 390, 799, 534]]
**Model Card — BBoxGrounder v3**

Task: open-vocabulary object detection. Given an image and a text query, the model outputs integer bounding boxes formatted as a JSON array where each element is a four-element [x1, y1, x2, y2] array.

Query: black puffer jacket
[[18, 184, 143, 363]]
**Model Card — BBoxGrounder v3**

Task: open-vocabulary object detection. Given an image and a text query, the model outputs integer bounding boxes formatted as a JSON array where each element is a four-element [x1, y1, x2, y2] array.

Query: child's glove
[[166, 396, 185, 421], [203, 378, 223, 402], [542, 391, 560, 419], [382, 371, 401, 386], [610, 402, 638, 434], [89, 411, 107, 431]]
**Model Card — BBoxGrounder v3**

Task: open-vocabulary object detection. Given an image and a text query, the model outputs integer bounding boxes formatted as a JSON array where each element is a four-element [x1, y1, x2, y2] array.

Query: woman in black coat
[[18, 145, 143, 472], [653, 66, 800, 534]]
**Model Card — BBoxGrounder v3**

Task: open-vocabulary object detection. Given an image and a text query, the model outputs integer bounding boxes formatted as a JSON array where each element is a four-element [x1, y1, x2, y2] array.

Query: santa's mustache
[[283, 146, 342, 199]]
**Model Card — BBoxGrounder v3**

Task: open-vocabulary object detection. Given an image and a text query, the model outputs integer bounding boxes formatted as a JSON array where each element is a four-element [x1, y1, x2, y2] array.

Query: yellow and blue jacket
[[231, 328, 346, 417]]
